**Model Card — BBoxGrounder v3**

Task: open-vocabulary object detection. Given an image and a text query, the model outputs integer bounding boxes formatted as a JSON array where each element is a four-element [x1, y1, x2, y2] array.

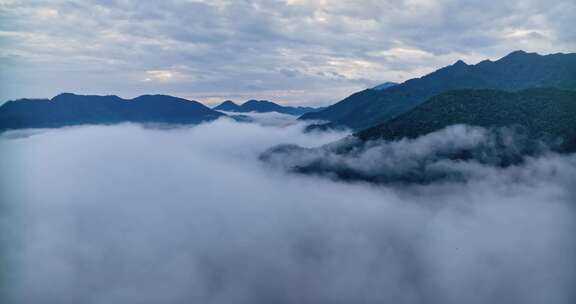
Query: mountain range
[[261, 87, 576, 185], [0, 94, 324, 133], [300, 50, 576, 131], [0, 93, 224, 132], [213, 99, 323, 116], [2, 50, 575, 152], [260, 50, 576, 184]]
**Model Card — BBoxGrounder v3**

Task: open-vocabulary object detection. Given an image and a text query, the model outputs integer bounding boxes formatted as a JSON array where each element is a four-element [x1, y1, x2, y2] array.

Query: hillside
[[300, 51, 576, 131], [0, 93, 224, 132], [357, 88, 576, 152]]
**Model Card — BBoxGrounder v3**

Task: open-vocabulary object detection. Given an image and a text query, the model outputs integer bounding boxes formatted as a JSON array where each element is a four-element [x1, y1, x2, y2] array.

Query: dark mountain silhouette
[[371, 82, 398, 90], [240, 100, 288, 113], [213, 100, 241, 112], [300, 51, 576, 131], [0, 93, 224, 132], [357, 87, 576, 152], [214, 99, 323, 116], [262, 88, 576, 185]]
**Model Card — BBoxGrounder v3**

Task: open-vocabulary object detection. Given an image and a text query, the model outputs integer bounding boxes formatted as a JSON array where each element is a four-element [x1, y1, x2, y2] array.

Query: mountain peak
[[508, 50, 528, 56], [52, 92, 77, 100], [453, 59, 468, 67], [240, 100, 280, 112], [213, 100, 241, 111], [499, 50, 539, 61]]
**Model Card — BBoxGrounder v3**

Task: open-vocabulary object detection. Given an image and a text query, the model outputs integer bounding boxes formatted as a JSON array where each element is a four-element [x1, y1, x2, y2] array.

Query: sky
[[1, 0, 575, 106]]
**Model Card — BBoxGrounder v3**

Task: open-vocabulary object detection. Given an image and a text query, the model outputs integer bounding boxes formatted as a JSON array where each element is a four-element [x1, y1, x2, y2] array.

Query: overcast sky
[[1, 0, 574, 106]]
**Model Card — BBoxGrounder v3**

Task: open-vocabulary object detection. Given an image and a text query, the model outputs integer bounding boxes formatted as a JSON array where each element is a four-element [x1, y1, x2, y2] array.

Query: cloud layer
[[1, 118, 575, 304], [1, 0, 575, 104], [261, 125, 559, 184]]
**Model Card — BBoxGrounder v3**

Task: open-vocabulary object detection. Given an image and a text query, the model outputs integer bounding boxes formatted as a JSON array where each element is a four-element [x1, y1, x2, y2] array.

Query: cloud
[[34, 7, 59, 18], [1, 119, 575, 304], [260, 125, 560, 184], [144, 70, 175, 82], [1, 0, 574, 104]]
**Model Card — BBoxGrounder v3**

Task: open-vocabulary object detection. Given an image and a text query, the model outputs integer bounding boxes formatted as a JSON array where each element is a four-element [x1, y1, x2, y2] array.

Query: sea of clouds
[[1, 114, 575, 304], [261, 125, 560, 185]]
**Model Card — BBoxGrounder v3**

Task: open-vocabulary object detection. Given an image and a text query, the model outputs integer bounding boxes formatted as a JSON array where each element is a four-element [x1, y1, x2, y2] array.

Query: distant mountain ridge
[[213, 99, 323, 116], [300, 50, 576, 131], [371, 82, 398, 91], [0, 93, 224, 132]]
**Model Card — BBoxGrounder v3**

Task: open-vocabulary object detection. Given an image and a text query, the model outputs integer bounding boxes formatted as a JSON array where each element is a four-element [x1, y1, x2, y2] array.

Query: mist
[[261, 125, 561, 185], [1, 116, 575, 304]]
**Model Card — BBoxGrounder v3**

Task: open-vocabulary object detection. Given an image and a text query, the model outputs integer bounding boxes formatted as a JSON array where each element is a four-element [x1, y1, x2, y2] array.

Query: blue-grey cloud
[[1, 0, 574, 105]]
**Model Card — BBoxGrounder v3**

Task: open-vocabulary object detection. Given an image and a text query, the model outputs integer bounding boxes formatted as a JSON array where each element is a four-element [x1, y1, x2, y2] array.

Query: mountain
[[261, 87, 576, 185], [214, 99, 323, 116], [371, 82, 398, 91], [239, 100, 287, 113], [357, 88, 576, 152], [300, 51, 576, 131], [0, 93, 224, 132], [213, 100, 241, 112]]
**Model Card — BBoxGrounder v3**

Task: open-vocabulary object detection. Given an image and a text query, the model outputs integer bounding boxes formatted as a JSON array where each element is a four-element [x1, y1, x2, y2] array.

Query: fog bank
[[1, 117, 575, 304]]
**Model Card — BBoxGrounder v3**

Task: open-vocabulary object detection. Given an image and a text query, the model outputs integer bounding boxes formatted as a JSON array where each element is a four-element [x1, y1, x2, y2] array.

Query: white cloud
[[1, 0, 574, 104], [0, 120, 574, 303], [370, 47, 434, 60], [144, 70, 175, 82], [34, 7, 59, 18]]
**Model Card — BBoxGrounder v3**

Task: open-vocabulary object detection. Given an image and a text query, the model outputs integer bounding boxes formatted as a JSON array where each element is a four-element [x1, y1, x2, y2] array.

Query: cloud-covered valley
[[1, 117, 575, 304], [262, 125, 564, 184]]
